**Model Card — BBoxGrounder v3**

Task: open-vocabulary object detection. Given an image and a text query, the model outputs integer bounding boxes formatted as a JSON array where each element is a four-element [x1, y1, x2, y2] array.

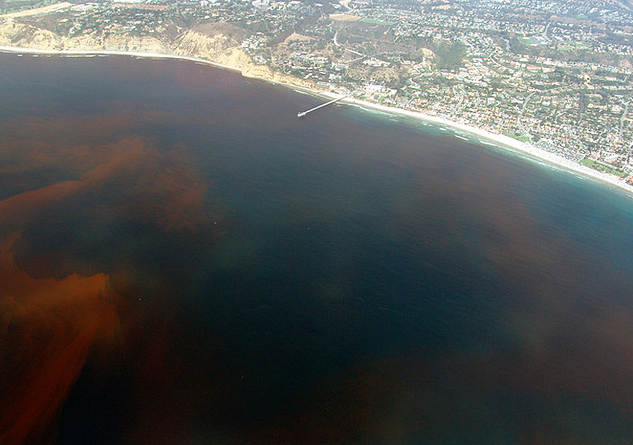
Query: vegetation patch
[[518, 36, 537, 46], [580, 158, 628, 177], [503, 132, 532, 143], [558, 42, 589, 51], [358, 17, 394, 26]]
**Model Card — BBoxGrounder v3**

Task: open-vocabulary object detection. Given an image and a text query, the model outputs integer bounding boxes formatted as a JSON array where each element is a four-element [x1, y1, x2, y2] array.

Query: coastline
[[1, 44, 632, 198], [0, 45, 242, 73], [323, 94, 633, 198]]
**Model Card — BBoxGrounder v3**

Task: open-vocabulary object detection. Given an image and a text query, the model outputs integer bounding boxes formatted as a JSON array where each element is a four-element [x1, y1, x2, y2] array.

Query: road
[[519, 91, 539, 134], [619, 100, 630, 141], [333, 31, 365, 57]]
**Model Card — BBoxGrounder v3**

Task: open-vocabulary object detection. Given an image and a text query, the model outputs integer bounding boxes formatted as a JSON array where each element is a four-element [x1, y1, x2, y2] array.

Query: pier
[[297, 96, 346, 118]]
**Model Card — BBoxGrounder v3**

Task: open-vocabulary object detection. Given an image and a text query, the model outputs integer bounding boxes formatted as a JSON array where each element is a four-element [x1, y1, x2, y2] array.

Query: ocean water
[[1, 52, 633, 445]]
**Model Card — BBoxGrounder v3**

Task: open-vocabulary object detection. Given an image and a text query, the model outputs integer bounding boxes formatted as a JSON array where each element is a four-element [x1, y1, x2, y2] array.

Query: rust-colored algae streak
[[0, 134, 211, 236], [0, 234, 121, 445], [0, 112, 214, 442]]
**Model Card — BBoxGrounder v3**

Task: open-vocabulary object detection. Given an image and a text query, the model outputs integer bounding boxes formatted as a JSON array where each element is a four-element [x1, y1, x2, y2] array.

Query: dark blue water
[[1, 52, 633, 445]]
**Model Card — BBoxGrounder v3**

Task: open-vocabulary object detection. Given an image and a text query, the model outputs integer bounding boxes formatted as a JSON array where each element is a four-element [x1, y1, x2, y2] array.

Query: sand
[[1, 44, 631, 198], [0, 2, 72, 19], [322, 94, 633, 198]]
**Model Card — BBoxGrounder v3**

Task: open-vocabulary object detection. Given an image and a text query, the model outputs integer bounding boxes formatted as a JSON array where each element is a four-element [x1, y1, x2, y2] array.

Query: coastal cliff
[[0, 20, 167, 52], [175, 29, 311, 87], [0, 20, 312, 88]]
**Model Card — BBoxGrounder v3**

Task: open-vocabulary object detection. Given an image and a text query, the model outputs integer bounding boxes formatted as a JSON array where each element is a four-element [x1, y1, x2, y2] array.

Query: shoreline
[[0, 45, 242, 73], [2, 44, 632, 198], [320, 94, 633, 199], [329, 94, 633, 197]]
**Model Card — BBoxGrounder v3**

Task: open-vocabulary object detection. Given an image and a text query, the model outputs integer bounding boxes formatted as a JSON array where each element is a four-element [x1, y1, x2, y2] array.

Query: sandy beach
[[338, 98, 633, 194], [2, 44, 632, 198], [317, 92, 633, 198]]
